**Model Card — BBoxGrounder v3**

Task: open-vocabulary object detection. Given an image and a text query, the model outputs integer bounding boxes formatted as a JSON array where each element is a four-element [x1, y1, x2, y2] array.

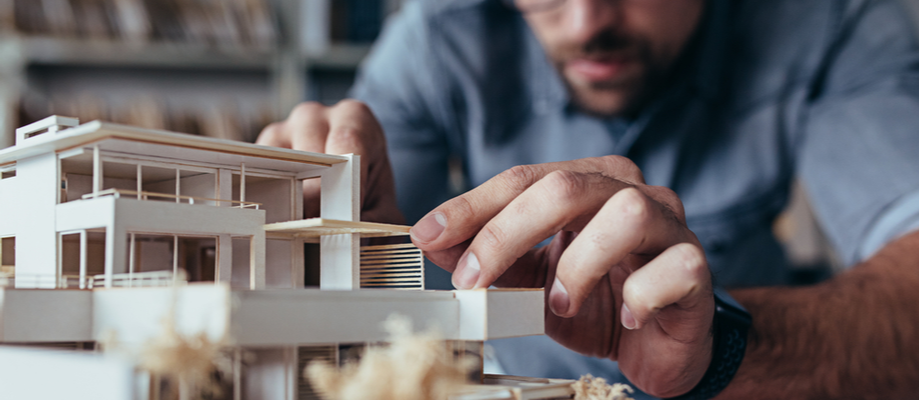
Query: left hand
[[409, 156, 714, 397]]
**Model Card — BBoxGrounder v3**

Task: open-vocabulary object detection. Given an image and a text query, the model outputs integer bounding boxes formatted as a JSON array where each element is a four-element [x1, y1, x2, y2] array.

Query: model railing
[[359, 243, 424, 290], [1, 273, 57, 288], [2, 270, 184, 289], [81, 188, 261, 209], [49, 270, 182, 289]]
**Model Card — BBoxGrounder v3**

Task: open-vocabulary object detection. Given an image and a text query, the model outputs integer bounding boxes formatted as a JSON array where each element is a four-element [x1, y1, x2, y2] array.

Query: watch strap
[[667, 292, 750, 400]]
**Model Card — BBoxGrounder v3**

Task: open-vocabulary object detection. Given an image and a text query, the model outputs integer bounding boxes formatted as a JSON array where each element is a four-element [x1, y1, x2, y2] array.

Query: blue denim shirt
[[350, 0, 919, 389]]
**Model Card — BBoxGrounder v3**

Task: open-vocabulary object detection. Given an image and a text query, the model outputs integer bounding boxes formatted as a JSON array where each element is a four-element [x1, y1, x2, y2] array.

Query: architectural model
[[0, 116, 574, 400]]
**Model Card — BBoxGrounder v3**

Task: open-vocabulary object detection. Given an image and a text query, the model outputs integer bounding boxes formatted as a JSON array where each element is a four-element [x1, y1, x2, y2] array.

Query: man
[[258, 0, 918, 397]]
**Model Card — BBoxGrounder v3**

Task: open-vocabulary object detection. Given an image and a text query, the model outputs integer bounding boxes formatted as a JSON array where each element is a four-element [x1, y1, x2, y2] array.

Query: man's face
[[523, 0, 705, 116]]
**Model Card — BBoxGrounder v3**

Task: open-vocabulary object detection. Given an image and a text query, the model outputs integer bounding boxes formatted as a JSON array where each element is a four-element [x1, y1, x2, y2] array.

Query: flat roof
[[0, 121, 349, 175]]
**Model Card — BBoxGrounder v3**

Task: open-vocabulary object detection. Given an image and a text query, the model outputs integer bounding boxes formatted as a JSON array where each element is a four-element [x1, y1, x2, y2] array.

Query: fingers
[[255, 122, 291, 148], [410, 156, 643, 251], [620, 242, 712, 333], [549, 188, 691, 317], [451, 170, 630, 290], [284, 102, 331, 153], [254, 100, 402, 222]]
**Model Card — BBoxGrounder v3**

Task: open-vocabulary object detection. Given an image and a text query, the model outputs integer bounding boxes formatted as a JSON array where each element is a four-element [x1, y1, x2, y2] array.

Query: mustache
[[557, 29, 645, 60]]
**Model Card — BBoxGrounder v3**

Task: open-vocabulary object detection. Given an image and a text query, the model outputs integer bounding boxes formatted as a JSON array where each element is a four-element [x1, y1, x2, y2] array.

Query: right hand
[[256, 100, 404, 224]]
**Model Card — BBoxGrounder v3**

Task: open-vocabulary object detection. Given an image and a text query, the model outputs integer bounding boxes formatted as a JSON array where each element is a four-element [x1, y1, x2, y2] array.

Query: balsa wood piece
[[455, 289, 544, 340], [453, 375, 576, 400], [264, 218, 412, 238]]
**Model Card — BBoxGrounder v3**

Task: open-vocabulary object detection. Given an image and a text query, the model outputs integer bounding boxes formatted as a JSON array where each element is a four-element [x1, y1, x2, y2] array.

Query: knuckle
[[329, 125, 362, 145], [616, 188, 652, 224], [645, 185, 686, 221], [446, 194, 476, 224], [290, 102, 325, 120], [477, 223, 508, 253], [543, 170, 588, 203], [599, 155, 643, 183], [673, 243, 707, 272], [335, 99, 371, 114], [499, 165, 539, 192]]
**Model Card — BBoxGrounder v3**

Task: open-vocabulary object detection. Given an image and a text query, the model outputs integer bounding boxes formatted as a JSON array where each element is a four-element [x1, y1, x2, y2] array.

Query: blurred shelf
[[306, 43, 371, 69], [0, 36, 277, 70], [0, 36, 371, 71]]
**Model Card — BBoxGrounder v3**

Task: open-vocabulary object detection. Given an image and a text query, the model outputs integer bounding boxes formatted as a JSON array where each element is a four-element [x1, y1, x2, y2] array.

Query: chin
[[566, 76, 645, 117], [570, 90, 634, 117]]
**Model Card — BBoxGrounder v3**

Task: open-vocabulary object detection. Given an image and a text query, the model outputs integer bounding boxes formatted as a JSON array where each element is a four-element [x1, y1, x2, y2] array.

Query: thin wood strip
[[360, 252, 423, 257], [360, 262, 423, 268], [360, 258, 422, 264], [360, 278, 424, 283], [360, 264, 423, 270], [360, 248, 420, 255], [361, 272, 423, 278], [360, 251, 422, 257], [360, 260, 423, 266], [360, 248, 419, 254], [359, 243, 419, 250], [360, 253, 422, 259]]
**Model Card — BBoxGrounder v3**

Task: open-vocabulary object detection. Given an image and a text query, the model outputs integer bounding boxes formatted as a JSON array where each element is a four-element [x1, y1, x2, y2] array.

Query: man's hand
[[257, 101, 404, 224], [409, 156, 714, 397]]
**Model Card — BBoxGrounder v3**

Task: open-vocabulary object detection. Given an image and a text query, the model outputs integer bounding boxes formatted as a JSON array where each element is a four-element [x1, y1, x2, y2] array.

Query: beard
[[548, 28, 672, 118]]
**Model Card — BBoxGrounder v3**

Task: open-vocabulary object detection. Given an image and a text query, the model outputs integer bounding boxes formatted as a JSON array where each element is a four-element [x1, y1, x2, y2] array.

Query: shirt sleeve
[[799, 0, 919, 266], [349, 1, 454, 224]]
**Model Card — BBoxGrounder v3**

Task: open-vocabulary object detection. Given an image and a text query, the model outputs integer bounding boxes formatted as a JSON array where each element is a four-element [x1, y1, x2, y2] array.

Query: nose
[[563, 0, 621, 44]]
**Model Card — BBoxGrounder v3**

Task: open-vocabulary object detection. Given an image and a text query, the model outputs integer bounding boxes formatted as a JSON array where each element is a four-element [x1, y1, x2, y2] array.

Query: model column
[[319, 154, 360, 290]]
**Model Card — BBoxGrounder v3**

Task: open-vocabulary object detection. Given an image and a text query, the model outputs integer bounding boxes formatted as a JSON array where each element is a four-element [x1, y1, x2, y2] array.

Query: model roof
[[0, 120, 349, 176]]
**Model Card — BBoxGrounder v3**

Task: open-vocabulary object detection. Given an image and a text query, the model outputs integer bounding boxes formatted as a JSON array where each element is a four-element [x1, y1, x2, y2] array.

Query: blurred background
[[0, 0, 405, 147], [0, 0, 915, 285]]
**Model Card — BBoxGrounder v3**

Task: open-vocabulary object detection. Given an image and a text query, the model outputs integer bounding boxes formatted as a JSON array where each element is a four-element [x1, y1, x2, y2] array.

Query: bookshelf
[[0, 0, 387, 149]]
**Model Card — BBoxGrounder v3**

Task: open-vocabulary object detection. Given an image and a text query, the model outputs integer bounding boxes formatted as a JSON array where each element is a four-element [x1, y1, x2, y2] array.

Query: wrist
[[667, 288, 751, 400]]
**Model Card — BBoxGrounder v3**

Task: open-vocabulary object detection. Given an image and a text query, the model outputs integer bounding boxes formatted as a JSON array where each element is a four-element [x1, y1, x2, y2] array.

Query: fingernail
[[621, 303, 637, 330], [549, 278, 570, 317], [452, 252, 480, 290], [410, 212, 447, 243]]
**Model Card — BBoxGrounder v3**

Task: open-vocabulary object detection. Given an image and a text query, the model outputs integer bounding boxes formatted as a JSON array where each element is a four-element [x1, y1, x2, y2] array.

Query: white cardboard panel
[[454, 289, 544, 340], [112, 198, 265, 236], [0, 347, 137, 400], [56, 196, 116, 232], [92, 284, 231, 346], [454, 289, 487, 340], [231, 289, 460, 346], [0, 288, 93, 342], [13, 153, 59, 286], [485, 290, 544, 339]]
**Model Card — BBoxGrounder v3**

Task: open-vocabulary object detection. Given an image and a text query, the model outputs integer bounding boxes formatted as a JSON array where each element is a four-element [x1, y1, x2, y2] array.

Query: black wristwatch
[[668, 287, 751, 400]]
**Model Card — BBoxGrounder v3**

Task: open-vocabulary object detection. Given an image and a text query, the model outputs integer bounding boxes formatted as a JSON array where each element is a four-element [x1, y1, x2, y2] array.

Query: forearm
[[720, 231, 918, 399]]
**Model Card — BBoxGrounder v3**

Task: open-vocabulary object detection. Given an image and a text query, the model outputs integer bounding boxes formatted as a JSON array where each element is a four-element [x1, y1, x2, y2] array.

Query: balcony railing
[[1, 270, 184, 289], [81, 188, 261, 209]]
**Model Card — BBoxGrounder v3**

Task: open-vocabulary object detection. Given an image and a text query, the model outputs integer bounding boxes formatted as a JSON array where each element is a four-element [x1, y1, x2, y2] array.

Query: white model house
[[0, 116, 566, 400]]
